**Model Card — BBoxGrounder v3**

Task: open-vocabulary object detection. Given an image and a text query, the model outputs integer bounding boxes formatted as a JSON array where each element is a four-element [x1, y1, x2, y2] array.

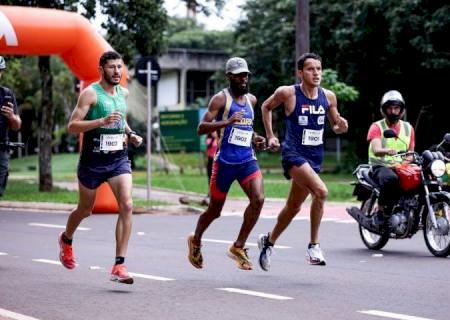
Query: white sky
[[163, 0, 247, 31]]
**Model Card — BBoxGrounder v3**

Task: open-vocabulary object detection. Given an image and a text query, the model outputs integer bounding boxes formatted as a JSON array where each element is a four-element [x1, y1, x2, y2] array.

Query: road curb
[[0, 200, 201, 216]]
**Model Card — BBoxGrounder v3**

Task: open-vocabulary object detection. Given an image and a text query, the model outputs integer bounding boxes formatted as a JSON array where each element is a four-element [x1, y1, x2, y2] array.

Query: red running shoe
[[58, 232, 76, 269], [110, 264, 134, 284]]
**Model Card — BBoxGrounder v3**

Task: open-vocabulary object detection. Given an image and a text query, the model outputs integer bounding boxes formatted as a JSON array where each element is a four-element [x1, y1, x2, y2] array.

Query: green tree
[[3, 0, 168, 191], [234, 0, 358, 137], [166, 17, 233, 50], [3, 0, 89, 191], [181, 0, 225, 16], [98, 0, 168, 64], [310, 0, 450, 155], [235, 0, 449, 162]]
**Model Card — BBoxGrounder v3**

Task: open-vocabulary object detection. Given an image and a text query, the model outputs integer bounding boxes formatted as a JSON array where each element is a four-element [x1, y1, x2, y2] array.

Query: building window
[[186, 71, 215, 106]]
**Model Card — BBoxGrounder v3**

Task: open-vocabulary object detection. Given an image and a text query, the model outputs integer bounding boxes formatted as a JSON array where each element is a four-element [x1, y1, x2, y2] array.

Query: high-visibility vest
[[368, 119, 412, 165]]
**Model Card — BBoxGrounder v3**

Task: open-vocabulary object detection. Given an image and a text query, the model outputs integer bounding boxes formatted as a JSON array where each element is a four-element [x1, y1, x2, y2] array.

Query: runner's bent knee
[[250, 194, 264, 210], [118, 198, 133, 214], [312, 185, 328, 202], [76, 204, 93, 217]]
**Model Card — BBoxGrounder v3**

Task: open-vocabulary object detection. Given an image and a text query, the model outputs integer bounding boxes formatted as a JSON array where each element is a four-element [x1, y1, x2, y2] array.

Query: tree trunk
[[295, 0, 310, 78], [38, 56, 53, 192]]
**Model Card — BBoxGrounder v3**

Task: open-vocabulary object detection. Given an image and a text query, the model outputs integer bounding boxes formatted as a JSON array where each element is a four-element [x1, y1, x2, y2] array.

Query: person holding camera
[[0, 56, 22, 196]]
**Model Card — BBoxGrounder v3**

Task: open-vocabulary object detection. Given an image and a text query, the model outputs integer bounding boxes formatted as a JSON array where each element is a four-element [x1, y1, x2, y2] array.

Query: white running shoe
[[306, 243, 326, 266], [257, 233, 274, 271]]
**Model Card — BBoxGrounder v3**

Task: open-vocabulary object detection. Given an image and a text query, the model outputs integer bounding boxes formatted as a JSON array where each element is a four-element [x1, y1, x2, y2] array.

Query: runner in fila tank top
[[282, 85, 330, 173], [187, 57, 266, 271], [257, 53, 348, 270]]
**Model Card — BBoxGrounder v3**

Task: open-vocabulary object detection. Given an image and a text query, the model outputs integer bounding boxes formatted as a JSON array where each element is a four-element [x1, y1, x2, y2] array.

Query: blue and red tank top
[[215, 88, 256, 165], [282, 84, 330, 165]]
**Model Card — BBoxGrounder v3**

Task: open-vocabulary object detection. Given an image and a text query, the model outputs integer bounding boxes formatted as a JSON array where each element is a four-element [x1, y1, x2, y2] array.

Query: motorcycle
[[347, 130, 450, 257], [0, 141, 25, 150]]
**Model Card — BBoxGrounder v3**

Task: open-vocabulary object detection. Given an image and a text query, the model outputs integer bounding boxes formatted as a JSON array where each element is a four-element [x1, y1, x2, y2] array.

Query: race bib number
[[100, 134, 123, 151], [302, 129, 323, 146], [228, 128, 253, 147]]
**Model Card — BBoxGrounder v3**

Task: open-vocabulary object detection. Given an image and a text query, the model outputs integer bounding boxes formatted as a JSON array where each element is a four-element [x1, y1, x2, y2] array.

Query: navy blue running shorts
[[77, 156, 132, 190], [282, 154, 321, 179]]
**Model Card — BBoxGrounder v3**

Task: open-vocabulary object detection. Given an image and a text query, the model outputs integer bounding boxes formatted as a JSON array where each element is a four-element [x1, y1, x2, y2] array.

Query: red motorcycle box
[[394, 163, 422, 191]]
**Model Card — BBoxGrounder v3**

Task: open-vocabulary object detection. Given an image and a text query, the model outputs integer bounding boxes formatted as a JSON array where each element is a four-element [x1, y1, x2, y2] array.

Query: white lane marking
[[31, 260, 174, 281], [217, 288, 293, 300], [32, 259, 62, 265], [221, 211, 242, 216], [0, 308, 41, 320], [293, 216, 309, 221], [129, 272, 175, 281], [89, 266, 103, 270], [202, 238, 291, 249], [28, 223, 90, 231], [0, 252, 8, 255], [322, 218, 339, 222], [358, 310, 434, 320], [336, 220, 357, 224], [136, 231, 146, 236]]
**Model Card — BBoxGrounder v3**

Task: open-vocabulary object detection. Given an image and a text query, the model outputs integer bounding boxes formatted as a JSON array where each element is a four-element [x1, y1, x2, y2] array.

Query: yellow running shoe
[[227, 245, 252, 270], [187, 233, 203, 269]]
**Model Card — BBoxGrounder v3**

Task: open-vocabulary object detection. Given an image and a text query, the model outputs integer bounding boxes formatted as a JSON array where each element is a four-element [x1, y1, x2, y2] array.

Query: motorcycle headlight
[[446, 163, 450, 175], [431, 159, 446, 177]]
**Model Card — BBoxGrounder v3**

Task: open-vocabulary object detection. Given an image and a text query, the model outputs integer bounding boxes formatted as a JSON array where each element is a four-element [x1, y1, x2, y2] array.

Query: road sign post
[[137, 57, 160, 205]]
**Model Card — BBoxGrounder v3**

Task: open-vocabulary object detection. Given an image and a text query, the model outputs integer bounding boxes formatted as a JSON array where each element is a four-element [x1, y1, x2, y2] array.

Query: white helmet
[[0, 56, 5, 70], [380, 90, 405, 117]]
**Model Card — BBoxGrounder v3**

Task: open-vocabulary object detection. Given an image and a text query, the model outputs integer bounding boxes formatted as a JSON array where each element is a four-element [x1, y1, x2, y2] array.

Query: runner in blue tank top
[[257, 53, 348, 270], [187, 57, 266, 271]]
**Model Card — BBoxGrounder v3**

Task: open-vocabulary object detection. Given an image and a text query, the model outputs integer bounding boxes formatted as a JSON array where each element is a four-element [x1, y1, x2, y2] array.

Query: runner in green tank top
[[58, 51, 143, 285]]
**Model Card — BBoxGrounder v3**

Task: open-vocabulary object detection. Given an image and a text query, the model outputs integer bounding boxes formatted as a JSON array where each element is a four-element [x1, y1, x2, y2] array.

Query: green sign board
[[159, 109, 206, 152]]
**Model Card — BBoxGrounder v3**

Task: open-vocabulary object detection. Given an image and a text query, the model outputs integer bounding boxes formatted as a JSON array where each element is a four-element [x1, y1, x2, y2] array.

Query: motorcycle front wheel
[[423, 200, 450, 257], [359, 199, 389, 250]]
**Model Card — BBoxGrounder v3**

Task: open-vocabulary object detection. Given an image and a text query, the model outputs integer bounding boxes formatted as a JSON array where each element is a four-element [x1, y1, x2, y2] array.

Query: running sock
[[266, 240, 274, 247], [266, 233, 274, 247], [308, 243, 318, 249], [62, 232, 72, 245], [115, 256, 125, 265]]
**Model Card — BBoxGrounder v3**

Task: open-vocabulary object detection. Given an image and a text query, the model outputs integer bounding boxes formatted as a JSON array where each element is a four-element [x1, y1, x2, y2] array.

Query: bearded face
[[386, 113, 401, 123], [384, 103, 404, 124], [228, 73, 249, 96], [101, 59, 123, 85]]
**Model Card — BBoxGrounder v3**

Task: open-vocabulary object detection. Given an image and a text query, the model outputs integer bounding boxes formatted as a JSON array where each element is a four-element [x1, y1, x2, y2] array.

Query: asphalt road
[[1, 208, 449, 320]]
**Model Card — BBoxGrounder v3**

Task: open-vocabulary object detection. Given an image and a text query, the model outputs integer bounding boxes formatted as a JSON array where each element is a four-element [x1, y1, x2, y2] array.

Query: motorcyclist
[[367, 90, 415, 224], [0, 56, 22, 196]]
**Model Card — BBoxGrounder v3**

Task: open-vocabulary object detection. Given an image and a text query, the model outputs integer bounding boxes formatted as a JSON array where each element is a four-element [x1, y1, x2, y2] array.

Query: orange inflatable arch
[[0, 5, 126, 213]]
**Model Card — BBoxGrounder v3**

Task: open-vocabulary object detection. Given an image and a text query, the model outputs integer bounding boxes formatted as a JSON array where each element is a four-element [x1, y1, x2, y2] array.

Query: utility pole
[[295, 0, 310, 78]]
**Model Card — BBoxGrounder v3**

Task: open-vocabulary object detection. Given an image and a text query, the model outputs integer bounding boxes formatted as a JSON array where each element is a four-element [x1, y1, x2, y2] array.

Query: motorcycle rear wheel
[[423, 200, 450, 257], [359, 199, 389, 250]]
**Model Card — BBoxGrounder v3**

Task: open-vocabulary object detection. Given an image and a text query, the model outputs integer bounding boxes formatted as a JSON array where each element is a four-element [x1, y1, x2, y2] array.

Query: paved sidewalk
[[0, 181, 356, 220]]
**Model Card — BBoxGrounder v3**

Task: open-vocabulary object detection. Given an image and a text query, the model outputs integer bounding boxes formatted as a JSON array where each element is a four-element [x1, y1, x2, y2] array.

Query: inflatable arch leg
[[0, 5, 129, 213]]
